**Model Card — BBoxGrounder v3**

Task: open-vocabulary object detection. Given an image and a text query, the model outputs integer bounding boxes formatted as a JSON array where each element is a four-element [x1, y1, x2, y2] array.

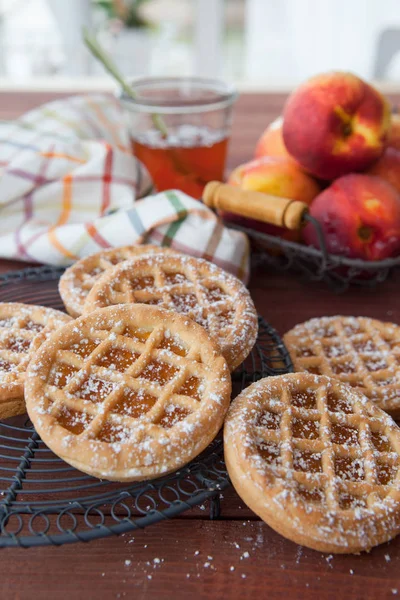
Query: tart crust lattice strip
[[59, 244, 179, 317], [0, 302, 71, 418], [26, 305, 231, 482], [284, 316, 400, 418], [224, 373, 400, 553], [84, 254, 258, 371]]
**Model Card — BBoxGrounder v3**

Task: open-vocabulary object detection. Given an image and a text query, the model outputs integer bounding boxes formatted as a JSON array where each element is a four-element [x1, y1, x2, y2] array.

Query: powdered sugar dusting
[[59, 244, 178, 317], [0, 302, 71, 397], [225, 372, 400, 553], [84, 253, 258, 371], [284, 316, 400, 414], [26, 304, 231, 481]]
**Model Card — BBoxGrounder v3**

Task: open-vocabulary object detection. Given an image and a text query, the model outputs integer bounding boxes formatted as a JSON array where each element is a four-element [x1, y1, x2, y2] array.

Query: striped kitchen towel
[[0, 94, 249, 282]]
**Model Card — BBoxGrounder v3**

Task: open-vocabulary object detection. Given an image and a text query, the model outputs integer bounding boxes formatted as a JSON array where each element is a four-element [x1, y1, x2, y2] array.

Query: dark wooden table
[[1, 90, 400, 600]]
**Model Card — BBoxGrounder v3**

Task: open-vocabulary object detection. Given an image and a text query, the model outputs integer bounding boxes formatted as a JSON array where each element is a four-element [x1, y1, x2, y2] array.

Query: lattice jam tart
[[25, 304, 231, 482], [284, 316, 400, 418], [83, 254, 258, 371], [224, 373, 400, 554], [59, 244, 179, 318], [0, 303, 71, 419]]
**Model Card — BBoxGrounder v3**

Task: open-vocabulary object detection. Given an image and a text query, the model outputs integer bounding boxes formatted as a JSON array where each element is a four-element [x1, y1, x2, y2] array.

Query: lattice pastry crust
[[0, 303, 71, 418], [84, 254, 258, 371], [25, 304, 231, 482], [284, 316, 400, 418], [224, 373, 400, 553], [59, 244, 179, 317]]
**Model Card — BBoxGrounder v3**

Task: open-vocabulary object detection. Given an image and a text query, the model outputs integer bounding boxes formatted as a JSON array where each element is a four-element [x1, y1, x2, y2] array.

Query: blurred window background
[[1, 0, 400, 87]]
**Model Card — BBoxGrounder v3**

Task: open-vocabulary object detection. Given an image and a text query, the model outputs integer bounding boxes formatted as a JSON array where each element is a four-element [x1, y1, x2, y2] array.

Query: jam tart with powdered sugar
[[224, 373, 400, 554], [0, 303, 71, 419], [83, 253, 258, 371], [59, 244, 179, 318], [25, 304, 231, 482], [284, 316, 400, 418]]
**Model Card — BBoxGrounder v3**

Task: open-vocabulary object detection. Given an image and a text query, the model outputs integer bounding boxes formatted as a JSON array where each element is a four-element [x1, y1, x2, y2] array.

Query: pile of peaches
[[228, 71, 400, 262]]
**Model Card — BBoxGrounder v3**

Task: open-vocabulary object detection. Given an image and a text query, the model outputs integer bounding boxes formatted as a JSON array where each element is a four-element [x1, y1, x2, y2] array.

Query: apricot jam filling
[[48, 363, 78, 387], [111, 389, 157, 418], [157, 405, 191, 428], [177, 376, 203, 401], [96, 348, 139, 371], [75, 375, 116, 403], [140, 360, 179, 385], [58, 407, 93, 435]]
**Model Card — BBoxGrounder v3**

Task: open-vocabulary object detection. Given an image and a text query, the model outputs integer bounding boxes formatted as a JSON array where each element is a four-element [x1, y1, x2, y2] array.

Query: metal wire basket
[[227, 214, 400, 292], [202, 180, 400, 292], [0, 266, 293, 548]]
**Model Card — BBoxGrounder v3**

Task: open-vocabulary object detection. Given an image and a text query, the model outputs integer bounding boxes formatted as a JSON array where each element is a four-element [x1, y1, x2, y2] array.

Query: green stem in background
[[83, 27, 207, 188], [82, 27, 168, 137]]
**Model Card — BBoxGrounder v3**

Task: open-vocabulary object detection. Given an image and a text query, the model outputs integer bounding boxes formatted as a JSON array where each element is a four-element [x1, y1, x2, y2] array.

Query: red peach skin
[[303, 174, 400, 261], [283, 72, 391, 180], [367, 147, 400, 194], [255, 117, 297, 164], [228, 156, 320, 202], [388, 113, 400, 151]]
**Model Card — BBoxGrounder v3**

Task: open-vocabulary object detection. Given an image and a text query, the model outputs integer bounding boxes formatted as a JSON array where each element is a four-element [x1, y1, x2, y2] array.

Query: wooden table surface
[[1, 90, 400, 600]]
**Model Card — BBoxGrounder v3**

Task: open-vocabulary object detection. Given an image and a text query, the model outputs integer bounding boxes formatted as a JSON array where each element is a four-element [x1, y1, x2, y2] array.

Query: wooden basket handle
[[203, 181, 309, 230]]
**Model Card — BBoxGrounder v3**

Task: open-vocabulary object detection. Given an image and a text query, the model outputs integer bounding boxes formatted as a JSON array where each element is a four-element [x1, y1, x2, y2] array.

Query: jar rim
[[117, 76, 238, 114]]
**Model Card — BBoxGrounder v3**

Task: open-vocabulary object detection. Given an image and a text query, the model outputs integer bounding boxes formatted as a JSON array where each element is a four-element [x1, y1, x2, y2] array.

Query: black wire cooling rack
[[0, 266, 293, 548]]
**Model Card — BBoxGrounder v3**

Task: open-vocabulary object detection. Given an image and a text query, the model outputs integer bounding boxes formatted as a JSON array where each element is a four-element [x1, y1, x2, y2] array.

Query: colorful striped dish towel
[[0, 94, 249, 282]]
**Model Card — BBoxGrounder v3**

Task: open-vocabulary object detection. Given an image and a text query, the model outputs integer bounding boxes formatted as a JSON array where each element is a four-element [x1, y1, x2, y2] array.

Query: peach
[[387, 113, 400, 150], [228, 156, 320, 201], [283, 72, 391, 180], [303, 174, 400, 261], [254, 116, 296, 163], [224, 156, 320, 240], [367, 147, 400, 194]]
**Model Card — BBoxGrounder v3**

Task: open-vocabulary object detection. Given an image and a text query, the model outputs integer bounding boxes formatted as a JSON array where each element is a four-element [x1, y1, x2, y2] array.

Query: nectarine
[[303, 174, 400, 261], [225, 156, 320, 240], [255, 117, 296, 163], [283, 72, 391, 180], [387, 113, 400, 151], [367, 147, 400, 194], [228, 156, 320, 202]]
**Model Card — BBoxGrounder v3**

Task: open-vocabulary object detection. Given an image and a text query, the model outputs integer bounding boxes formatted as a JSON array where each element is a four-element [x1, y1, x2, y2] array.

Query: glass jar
[[119, 77, 238, 198]]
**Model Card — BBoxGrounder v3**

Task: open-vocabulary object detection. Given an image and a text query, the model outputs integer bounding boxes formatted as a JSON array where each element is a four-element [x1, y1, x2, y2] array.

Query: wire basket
[[0, 266, 293, 548], [226, 214, 400, 292]]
